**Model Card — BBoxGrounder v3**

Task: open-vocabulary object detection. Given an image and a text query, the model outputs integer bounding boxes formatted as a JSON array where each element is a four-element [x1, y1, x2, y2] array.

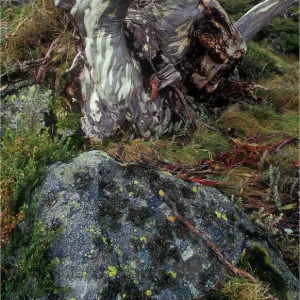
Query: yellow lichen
[[108, 266, 117, 277], [99, 152, 110, 160], [140, 236, 147, 243], [215, 211, 228, 221], [168, 271, 177, 279], [145, 290, 152, 296], [222, 214, 228, 221], [215, 211, 222, 218], [159, 190, 165, 197]]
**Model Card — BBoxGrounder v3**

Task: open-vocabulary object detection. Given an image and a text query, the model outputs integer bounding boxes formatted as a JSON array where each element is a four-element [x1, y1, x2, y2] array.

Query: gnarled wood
[[56, 0, 294, 141], [56, 0, 246, 141]]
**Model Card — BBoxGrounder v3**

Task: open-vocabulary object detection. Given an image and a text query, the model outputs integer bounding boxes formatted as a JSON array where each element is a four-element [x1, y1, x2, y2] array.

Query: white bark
[[235, 0, 296, 42], [55, 0, 246, 141]]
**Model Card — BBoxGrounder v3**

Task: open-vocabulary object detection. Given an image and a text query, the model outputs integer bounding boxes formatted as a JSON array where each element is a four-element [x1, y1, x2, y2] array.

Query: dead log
[[54, 0, 295, 141]]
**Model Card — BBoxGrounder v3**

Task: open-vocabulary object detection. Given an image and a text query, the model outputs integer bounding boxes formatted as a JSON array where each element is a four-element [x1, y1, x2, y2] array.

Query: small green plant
[[0, 129, 72, 245], [1, 220, 66, 299], [263, 164, 281, 211]]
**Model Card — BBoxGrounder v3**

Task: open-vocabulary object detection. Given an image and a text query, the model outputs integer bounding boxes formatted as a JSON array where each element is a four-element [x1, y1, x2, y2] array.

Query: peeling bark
[[65, 0, 172, 140], [55, 0, 289, 141]]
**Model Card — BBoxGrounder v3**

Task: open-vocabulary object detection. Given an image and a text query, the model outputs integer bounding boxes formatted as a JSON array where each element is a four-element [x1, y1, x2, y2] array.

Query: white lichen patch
[[182, 246, 194, 261]]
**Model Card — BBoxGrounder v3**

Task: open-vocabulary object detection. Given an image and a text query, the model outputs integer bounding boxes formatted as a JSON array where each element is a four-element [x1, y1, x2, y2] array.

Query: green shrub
[[257, 19, 299, 55], [0, 85, 78, 246], [238, 42, 285, 80], [0, 88, 76, 297], [1, 221, 65, 299], [218, 0, 299, 55]]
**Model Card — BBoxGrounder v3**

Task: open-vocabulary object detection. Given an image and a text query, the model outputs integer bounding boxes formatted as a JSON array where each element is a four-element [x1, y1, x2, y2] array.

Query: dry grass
[[93, 124, 230, 166], [0, 0, 75, 73], [258, 75, 299, 111], [221, 277, 270, 300], [217, 104, 299, 138]]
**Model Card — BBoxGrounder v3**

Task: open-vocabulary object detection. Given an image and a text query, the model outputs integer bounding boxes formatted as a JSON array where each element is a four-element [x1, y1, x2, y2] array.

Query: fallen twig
[[24, 36, 61, 67], [34, 37, 61, 83], [275, 138, 297, 153], [65, 51, 84, 74], [0, 265, 8, 275], [173, 86, 195, 128]]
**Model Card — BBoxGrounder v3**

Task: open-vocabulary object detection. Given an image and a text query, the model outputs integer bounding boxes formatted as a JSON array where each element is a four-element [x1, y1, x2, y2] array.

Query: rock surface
[[35, 151, 298, 299]]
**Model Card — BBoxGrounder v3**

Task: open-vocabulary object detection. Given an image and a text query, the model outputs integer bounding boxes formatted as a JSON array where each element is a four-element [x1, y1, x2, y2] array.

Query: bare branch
[[235, 0, 296, 42]]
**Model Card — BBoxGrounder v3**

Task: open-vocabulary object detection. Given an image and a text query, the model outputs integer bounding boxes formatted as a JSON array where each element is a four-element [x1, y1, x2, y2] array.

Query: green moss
[[240, 244, 291, 300], [51, 96, 83, 148], [57, 111, 80, 134]]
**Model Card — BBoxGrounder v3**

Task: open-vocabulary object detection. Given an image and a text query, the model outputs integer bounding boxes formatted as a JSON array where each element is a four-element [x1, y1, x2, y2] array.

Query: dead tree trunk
[[55, 0, 295, 142]]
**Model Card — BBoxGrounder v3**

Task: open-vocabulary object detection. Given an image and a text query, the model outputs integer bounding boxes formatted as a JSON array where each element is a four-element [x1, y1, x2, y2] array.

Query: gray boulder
[[35, 151, 298, 299]]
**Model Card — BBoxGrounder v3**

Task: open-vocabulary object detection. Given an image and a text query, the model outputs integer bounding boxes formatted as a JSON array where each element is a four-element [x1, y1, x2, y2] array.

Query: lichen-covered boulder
[[0, 82, 52, 136], [35, 151, 298, 299]]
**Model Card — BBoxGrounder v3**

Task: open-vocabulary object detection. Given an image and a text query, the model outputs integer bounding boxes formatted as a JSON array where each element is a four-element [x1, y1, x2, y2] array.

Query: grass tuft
[[0, 0, 76, 75], [95, 124, 230, 166], [221, 276, 270, 300]]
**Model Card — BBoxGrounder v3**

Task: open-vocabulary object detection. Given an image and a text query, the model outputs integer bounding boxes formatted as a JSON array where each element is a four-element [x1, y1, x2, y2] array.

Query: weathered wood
[[235, 0, 296, 42], [56, 0, 246, 141], [55, 0, 294, 141]]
